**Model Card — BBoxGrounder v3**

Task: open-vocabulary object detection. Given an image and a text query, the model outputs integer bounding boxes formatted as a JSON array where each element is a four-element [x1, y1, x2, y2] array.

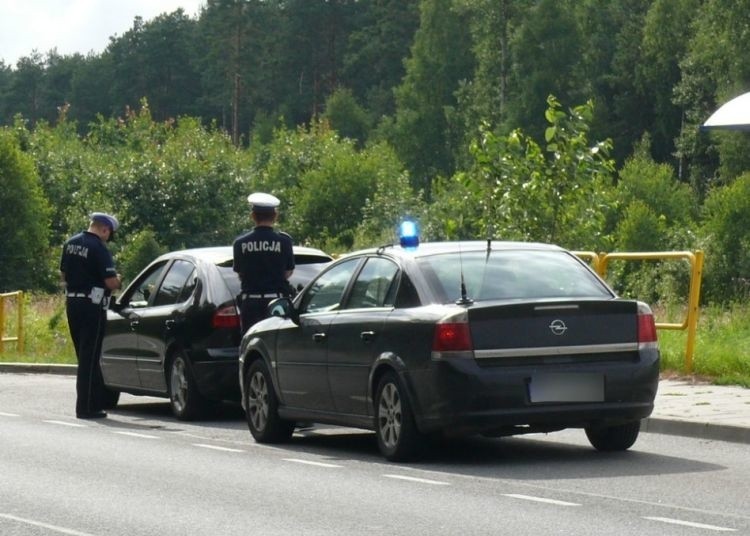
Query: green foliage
[[0, 128, 52, 291], [658, 302, 750, 386], [0, 294, 74, 364], [322, 88, 371, 146], [387, 0, 474, 191], [433, 96, 615, 249], [117, 229, 168, 284], [700, 173, 750, 303]]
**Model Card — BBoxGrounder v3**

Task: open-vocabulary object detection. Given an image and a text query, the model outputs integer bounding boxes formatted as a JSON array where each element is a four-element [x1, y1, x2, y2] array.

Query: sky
[[0, 0, 205, 67]]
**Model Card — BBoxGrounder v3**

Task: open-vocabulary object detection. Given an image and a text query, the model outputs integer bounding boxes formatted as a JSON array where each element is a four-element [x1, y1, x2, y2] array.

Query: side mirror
[[267, 297, 299, 325]]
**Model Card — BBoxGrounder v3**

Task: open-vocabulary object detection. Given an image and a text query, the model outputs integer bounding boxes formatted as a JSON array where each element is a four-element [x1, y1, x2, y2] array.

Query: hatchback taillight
[[637, 303, 658, 345], [212, 305, 240, 329], [432, 322, 473, 352]]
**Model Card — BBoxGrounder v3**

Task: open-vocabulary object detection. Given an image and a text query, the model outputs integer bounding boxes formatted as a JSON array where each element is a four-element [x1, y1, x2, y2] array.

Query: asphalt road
[[1, 373, 748, 535]]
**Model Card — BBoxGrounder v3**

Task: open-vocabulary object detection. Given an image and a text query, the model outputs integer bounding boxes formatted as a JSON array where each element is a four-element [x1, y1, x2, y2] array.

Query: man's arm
[[104, 275, 122, 291]]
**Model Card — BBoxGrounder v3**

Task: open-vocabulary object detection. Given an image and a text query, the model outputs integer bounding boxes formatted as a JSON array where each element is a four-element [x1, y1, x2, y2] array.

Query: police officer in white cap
[[60, 212, 122, 419], [233, 193, 295, 332]]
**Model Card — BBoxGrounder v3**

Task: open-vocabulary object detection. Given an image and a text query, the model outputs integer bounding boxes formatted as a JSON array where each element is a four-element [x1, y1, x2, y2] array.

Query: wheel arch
[[239, 337, 282, 406], [369, 352, 423, 428]]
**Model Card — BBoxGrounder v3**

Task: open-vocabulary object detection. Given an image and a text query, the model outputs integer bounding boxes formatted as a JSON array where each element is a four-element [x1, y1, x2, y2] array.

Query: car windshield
[[416, 250, 612, 303]]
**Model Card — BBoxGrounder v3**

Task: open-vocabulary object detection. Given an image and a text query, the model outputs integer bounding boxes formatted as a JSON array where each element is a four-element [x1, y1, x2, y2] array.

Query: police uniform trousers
[[239, 297, 274, 334], [66, 297, 107, 415]]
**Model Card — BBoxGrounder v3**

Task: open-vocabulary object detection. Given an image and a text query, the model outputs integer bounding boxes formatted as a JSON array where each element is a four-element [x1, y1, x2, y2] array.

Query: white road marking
[[43, 420, 87, 428], [193, 443, 245, 453], [644, 516, 736, 532], [283, 458, 343, 468], [0, 513, 96, 536], [503, 494, 581, 507], [383, 474, 450, 486], [113, 431, 159, 439], [0, 411, 20, 417]]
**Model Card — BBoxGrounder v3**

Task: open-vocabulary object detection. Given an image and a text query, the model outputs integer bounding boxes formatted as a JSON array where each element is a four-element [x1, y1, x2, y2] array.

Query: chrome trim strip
[[533, 304, 580, 311], [474, 342, 638, 359]]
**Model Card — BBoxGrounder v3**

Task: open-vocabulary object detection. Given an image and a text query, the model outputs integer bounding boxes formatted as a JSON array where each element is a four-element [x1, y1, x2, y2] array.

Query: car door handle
[[129, 320, 139, 330], [360, 331, 376, 343], [165, 319, 175, 329], [312, 332, 327, 343]]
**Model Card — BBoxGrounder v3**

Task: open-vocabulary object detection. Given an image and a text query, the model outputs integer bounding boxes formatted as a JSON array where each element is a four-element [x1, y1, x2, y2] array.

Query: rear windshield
[[416, 250, 612, 303], [219, 265, 241, 295]]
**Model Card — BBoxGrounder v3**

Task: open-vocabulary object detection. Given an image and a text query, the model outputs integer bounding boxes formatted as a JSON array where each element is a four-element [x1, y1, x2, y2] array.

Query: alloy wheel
[[378, 382, 402, 449], [170, 357, 188, 413], [247, 371, 269, 432]]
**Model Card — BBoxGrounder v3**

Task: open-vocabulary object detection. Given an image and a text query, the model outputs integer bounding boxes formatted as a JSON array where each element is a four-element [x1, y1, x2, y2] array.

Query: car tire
[[375, 371, 422, 462], [244, 359, 294, 443], [585, 420, 641, 451], [99, 387, 120, 410], [168, 350, 204, 421]]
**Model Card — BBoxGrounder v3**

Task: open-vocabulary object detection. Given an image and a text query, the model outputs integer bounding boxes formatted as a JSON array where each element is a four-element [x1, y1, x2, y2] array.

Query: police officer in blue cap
[[233, 193, 295, 333], [60, 212, 122, 419]]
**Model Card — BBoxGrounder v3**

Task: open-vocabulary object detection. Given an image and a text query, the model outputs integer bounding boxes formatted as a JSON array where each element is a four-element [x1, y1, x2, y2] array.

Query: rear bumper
[[191, 347, 240, 401], [406, 349, 660, 435]]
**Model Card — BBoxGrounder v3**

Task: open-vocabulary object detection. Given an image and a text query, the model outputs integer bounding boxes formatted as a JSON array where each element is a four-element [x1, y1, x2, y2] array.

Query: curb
[[642, 417, 750, 445], [0, 363, 76, 375]]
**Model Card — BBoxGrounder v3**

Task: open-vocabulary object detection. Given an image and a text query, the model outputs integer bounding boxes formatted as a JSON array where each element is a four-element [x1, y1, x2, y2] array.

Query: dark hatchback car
[[101, 245, 332, 420], [238, 240, 660, 461]]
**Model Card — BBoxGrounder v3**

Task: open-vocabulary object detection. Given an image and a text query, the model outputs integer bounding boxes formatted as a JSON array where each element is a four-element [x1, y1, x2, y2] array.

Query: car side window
[[300, 258, 360, 314], [127, 261, 169, 308], [153, 260, 196, 307], [393, 273, 421, 308], [346, 257, 399, 309]]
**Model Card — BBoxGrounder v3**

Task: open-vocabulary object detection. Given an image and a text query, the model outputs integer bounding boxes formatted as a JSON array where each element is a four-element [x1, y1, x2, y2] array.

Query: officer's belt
[[66, 292, 90, 298], [242, 292, 282, 299]]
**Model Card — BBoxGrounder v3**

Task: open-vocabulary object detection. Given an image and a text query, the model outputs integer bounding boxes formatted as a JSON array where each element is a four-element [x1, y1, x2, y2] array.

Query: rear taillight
[[637, 303, 658, 345], [212, 305, 240, 329], [432, 322, 473, 353]]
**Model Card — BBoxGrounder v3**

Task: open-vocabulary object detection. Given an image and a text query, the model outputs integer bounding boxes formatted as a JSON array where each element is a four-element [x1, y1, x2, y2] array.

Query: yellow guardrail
[[0, 291, 25, 353], [573, 250, 704, 373]]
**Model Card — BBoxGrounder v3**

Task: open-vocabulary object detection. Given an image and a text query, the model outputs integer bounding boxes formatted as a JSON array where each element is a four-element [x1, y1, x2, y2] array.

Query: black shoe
[[77, 411, 107, 419]]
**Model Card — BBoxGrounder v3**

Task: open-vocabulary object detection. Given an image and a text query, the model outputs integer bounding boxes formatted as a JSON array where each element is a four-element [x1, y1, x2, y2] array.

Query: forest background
[[1, 0, 750, 381]]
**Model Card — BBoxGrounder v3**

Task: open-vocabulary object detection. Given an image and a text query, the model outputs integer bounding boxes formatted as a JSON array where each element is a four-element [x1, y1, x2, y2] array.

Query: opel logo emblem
[[549, 319, 568, 336]]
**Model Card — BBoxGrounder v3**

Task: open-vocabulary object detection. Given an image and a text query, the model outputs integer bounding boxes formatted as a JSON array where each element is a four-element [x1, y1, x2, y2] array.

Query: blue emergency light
[[399, 220, 419, 249]]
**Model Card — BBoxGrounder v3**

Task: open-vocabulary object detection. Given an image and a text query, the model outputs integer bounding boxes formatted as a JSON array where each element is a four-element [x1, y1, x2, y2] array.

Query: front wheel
[[375, 371, 422, 461], [244, 360, 294, 443], [585, 420, 641, 451], [168, 351, 204, 421]]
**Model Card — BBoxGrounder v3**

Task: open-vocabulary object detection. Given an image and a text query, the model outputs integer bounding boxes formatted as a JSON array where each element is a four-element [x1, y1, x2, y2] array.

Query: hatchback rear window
[[416, 250, 612, 303]]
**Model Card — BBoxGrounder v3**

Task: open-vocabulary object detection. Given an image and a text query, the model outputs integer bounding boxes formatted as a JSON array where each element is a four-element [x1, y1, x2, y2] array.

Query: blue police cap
[[90, 212, 119, 232], [247, 192, 280, 211]]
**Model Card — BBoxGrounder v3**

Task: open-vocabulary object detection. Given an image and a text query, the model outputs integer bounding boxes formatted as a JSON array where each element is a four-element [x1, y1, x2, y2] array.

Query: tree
[[428, 97, 615, 250], [674, 0, 750, 195], [386, 0, 474, 192], [701, 173, 750, 303], [0, 129, 51, 291], [506, 0, 584, 142], [322, 87, 371, 145], [342, 0, 420, 119]]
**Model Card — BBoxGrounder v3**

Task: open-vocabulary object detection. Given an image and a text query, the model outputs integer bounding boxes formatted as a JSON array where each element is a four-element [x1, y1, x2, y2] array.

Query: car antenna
[[455, 241, 474, 305]]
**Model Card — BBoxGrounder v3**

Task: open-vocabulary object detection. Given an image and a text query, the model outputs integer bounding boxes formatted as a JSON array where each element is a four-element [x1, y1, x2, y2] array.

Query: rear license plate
[[529, 373, 604, 403]]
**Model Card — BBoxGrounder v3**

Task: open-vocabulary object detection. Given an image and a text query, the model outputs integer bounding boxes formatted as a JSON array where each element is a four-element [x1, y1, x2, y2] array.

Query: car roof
[[154, 245, 333, 265], [339, 240, 566, 260]]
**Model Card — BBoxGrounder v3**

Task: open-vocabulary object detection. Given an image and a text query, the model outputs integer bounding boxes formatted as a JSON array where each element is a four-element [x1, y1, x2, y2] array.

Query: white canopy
[[702, 91, 750, 131]]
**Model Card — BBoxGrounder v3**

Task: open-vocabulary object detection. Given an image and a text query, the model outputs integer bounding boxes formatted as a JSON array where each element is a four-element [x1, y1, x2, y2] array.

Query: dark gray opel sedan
[[101, 246, 331, 420], [238, 240, 660, 461]]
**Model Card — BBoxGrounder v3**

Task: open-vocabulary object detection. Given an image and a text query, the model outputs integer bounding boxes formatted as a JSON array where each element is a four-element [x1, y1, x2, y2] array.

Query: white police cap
[[247, 192, 280, 210], [90, 212, 119, 232]]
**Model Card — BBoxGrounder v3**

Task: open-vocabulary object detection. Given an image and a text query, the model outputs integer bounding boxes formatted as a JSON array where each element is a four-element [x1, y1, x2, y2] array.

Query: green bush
[[700, 172, 750, 303], [117, 229, 168, 284]]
